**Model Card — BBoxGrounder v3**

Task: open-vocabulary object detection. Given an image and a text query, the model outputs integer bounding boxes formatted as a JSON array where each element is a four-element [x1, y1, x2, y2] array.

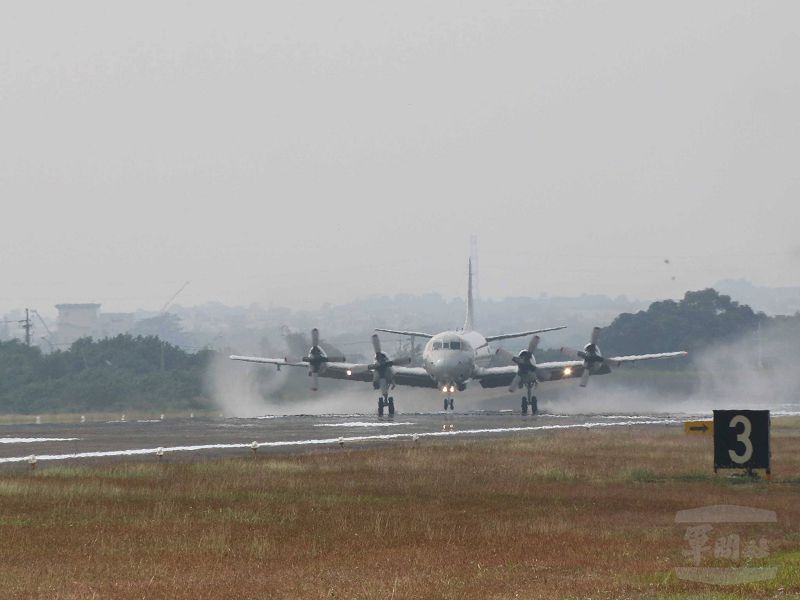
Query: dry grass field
[[1, 422, 799, 599]]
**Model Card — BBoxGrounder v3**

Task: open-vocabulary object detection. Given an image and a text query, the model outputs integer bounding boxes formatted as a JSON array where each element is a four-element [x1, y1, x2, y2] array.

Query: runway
[[0, 411, 682, 466]]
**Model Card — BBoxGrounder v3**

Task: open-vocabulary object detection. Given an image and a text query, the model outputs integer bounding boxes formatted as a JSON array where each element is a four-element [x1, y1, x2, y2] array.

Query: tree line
[[600, 288, 800, 367], [0, 335, 212, 414]]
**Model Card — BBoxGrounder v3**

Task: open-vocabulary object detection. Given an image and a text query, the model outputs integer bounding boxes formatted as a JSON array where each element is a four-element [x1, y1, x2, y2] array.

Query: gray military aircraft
[[231, 262, 687, 415]]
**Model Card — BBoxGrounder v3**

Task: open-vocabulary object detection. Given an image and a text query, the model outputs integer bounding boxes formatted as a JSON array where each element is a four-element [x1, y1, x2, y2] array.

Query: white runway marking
[[0, 437, 80, 444], [592, 415, 666, 420], [314, 422, 415, 428], [254, 414, 365, 419], [0, 419, 676, 464]]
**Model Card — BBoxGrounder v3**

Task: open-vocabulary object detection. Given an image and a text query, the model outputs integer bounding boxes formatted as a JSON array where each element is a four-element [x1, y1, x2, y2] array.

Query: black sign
[[713, 410, 770, 472]]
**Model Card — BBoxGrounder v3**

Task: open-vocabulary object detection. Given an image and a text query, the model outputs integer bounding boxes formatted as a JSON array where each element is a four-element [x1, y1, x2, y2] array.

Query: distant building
[[98, 312, 135, 338], [55, 303, 101, 347]]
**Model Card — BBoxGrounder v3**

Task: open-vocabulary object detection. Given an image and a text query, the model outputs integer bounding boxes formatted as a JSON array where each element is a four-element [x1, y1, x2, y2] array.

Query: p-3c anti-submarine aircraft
[[230, 263, 687, 415]]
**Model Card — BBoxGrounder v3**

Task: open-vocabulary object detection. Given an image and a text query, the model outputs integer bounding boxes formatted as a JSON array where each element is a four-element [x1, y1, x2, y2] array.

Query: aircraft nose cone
[[430, 357, 446, 375], [426, 356, 449, 378], [430, 355, 465, 379]]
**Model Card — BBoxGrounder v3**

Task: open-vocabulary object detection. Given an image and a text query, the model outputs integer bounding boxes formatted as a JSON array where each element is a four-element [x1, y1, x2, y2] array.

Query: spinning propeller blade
[[579, 370, 591, 388], [371, 334, 382, 354]]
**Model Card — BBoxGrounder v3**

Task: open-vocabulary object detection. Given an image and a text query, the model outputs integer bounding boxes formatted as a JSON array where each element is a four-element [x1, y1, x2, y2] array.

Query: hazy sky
[[2, 1, 798, 316]]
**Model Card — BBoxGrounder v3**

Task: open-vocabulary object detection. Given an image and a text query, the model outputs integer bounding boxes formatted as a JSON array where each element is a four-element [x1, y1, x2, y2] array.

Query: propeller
[[302, 328, 328, 391], [561, 327, 605, 388], [369, 334, 411, 395], [508, 335, 540, 392]]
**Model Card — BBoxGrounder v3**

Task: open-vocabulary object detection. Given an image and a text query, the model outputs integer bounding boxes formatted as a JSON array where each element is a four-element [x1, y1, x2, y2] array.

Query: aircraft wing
[[484, 326, 567, 342], [605, 351, 688, 366], [474, 350, 687, 389], [229, 356, 438, 388], [229, 355, 307, 367], [230, 355, 367, 376], [392, 366, 438, 388], [474, 361, 588, 388], [374, 328, 434, 339], [324, 365, 438, 388]]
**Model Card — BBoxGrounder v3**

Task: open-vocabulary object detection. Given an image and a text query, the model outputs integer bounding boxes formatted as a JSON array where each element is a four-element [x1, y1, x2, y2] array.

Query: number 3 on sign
[[729, 415, 753, 464], [713, 410, 769, 473]]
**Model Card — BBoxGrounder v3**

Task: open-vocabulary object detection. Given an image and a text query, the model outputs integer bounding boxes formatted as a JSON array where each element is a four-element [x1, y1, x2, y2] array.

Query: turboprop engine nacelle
[[509, 335, 540, 391], [303, 328, 328, 391]]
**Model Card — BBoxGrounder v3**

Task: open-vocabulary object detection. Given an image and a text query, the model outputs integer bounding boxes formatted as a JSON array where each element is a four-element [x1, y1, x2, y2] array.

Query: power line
[[1, 310, 33, 346], [160, 281, 191, 313]]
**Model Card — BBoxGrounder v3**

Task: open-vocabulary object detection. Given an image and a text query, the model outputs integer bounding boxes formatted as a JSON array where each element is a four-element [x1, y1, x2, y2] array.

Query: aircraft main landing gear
[[443, 397, 455, 411], [378, 396, 395, 416], [521, 384, 538, 415]]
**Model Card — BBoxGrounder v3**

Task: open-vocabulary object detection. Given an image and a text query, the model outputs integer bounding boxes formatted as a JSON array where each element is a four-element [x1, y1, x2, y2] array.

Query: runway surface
[[0, 411, 683, 467]]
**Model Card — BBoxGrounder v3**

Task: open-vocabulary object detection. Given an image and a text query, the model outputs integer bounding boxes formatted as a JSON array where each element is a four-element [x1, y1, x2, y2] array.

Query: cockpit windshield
[[431, 338, 468, 351]]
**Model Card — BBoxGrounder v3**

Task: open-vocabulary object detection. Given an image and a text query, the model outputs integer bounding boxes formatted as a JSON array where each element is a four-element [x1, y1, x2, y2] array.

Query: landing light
[[442, 385, 448, 393], [449, 385, 455, 394], [346, 369, 352, 376], [563, 367, 572, 376]]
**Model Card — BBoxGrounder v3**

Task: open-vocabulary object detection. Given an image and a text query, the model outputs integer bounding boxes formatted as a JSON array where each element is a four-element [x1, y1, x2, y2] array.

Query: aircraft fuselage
[[422, 330, 494, 390]]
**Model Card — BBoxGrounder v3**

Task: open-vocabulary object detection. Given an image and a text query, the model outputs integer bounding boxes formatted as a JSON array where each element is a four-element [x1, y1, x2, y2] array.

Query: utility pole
[[21, 309, 33, 346], [1, 311, 34, 345]]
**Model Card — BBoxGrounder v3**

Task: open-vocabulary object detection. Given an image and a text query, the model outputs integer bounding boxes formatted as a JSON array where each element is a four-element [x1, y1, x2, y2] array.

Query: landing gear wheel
[[449, 398, 454, 411], [521, 397, 528, 415], [388, 397, 395, 416], [443, 398, 448, 411], [378, 397, 384, 417], [530, 396, 538, 415]]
